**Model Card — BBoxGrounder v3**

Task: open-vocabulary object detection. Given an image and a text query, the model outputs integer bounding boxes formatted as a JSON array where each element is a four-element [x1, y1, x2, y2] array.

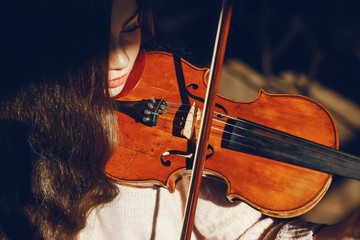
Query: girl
[[81, 0, 360, 239]]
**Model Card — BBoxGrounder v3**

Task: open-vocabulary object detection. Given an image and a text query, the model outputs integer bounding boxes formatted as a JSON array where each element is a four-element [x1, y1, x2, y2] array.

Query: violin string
[[156, 112, 313, 166], [208, 117, 360, 168], [167, 103, 301, 145], [168, 102, 330, 154], [159, 112, 224, 134], [210, 126, 360, 170], [162, 103, 360, 165], [166, 108, 190, 114], [212, 113, 360, 164], [166, 102, 185, 106], [155, 114, 353, 170]]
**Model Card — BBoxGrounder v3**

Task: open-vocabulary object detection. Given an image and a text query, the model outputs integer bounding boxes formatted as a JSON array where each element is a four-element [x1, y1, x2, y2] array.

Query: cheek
[[127, 33, 141, 65]]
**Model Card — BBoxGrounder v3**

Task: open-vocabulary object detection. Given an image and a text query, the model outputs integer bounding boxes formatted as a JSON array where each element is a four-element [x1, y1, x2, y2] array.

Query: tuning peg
[[147, 103, 154, 109], [143, 116, 151, 122]]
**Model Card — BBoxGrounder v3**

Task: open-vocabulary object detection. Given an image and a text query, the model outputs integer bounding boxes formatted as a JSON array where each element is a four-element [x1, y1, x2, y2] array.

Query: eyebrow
[[124, 10, 139, 25]]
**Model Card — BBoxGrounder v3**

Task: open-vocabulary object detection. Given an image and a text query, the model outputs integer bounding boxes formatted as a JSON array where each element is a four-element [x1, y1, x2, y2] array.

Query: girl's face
[[108, 0, 141, 98]]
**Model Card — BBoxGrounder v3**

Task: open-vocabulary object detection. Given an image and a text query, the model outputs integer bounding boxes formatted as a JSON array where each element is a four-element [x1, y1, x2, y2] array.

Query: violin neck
[[222, 118, 360, 180]]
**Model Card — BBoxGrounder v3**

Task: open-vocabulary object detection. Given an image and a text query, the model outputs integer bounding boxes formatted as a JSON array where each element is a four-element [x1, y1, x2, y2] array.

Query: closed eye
[[121, 25, 140, 33]]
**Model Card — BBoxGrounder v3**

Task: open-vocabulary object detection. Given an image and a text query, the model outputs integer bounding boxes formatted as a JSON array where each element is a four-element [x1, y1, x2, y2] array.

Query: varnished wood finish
[[105, 51, 335, 218]]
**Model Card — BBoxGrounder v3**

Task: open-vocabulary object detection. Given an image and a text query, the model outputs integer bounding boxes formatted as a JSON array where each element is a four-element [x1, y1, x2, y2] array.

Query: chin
[[109, 85, 125, 98]]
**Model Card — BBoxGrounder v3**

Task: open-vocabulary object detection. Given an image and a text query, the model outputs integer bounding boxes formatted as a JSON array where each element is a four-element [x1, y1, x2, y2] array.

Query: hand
[[313, 208, 360, 240]]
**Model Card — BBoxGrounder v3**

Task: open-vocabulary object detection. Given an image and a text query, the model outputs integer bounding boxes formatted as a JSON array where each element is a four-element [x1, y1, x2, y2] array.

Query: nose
[[109, 41, 129, 70]]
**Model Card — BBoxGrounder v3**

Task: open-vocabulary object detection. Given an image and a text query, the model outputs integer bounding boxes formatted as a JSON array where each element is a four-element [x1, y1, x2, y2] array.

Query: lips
[[108, 74, 128, 88]]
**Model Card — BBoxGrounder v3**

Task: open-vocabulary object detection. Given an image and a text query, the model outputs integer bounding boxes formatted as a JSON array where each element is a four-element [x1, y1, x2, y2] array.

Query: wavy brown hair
[[0, 0, 121, 239]]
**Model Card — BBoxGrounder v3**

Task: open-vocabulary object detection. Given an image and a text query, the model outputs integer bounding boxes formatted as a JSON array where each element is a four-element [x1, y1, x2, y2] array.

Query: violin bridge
[[183, 102, 201, 139]]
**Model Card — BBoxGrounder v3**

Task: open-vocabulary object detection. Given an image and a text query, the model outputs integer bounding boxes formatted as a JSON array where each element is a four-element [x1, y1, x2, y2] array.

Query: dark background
[[150, 0, 360, 157]]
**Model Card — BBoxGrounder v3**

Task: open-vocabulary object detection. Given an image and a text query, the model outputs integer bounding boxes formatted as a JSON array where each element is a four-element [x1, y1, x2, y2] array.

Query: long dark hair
[[0, 0, 119, 239], [137, 0, 155, 44]]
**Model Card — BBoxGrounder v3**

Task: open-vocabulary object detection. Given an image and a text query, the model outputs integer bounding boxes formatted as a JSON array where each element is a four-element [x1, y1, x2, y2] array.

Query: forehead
[[111, 0, 138, 26]]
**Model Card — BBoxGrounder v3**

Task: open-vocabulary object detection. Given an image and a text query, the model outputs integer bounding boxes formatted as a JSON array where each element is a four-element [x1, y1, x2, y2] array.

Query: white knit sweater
[[78, 178, 323, 239]]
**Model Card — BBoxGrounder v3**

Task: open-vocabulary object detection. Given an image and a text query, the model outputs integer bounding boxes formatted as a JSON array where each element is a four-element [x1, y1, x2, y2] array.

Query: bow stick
[[180, 0, 233, 239]]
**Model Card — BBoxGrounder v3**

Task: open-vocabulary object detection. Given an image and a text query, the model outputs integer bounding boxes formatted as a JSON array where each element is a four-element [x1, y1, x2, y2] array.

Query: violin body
[[105, 51, 336, 218]]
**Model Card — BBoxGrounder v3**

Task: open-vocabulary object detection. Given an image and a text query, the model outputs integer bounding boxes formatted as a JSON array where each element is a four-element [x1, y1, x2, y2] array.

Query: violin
[[105, 50, 360, 219], [106, 1, 360, 238]]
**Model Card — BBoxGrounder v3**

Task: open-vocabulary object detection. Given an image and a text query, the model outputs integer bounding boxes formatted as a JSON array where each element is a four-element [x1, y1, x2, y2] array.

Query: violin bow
[[180, 0, 233, 239]]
